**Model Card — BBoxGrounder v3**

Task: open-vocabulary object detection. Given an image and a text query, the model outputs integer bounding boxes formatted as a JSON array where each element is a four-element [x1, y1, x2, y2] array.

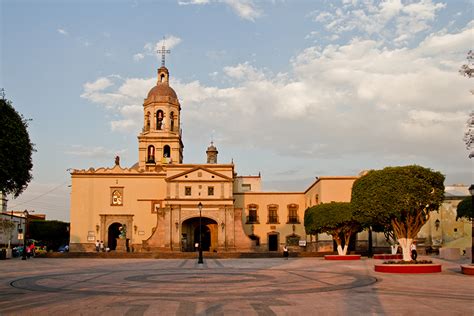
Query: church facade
[[69, 64, 358, 253]]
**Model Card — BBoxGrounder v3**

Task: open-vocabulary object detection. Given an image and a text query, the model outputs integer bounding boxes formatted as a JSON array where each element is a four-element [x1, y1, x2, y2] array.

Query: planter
[[460, 264, 474, 275], [324, 254, 361, 260], [373, 254, 403, 260], [374, 263, 442, 273]]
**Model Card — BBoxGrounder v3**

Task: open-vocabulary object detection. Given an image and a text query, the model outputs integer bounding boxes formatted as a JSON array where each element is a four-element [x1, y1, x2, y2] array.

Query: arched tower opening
[[163, 145, 171, 158], [157, 110, 164, 130], [147, 145, 155, 163]]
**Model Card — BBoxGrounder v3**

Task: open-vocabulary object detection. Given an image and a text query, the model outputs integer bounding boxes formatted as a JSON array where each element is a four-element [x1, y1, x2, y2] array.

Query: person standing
[[95, 240, 100, 252], [99, 241, 105, 252], [410, 241, 417, 260]]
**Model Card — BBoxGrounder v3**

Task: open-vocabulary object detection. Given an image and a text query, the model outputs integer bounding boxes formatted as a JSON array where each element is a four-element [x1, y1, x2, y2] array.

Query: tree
[[304, 202, 361, 255], [459, 50, 474, 158], [351, 165, 445, 261], [28, 220, 69, 251], [0, 98, 34, 197], [456, 197, 473, 221], [0, 218, 16, 249]]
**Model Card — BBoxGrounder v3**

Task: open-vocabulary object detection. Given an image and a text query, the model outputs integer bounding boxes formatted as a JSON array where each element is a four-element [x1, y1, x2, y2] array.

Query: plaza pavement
[[0, 255, 473, 315]]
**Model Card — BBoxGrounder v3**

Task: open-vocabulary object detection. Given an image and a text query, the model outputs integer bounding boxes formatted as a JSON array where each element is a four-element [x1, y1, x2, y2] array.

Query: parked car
[[58, 245, 69, 253], [12, 246, 23, 257]]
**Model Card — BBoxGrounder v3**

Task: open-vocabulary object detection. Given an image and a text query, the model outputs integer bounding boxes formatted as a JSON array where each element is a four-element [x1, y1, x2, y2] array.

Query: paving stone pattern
[[0, 256, 473, 315]]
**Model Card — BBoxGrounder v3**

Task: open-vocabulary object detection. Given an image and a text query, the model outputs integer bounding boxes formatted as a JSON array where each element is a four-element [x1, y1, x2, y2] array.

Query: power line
[[9, 180, 69, 209]]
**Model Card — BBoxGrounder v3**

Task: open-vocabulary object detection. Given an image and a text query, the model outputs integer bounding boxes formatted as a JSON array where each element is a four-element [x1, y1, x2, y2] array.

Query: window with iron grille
[[267, 205, 279, 223], [185, 186, 191, 196], [246, 204, 259, 223], [287, 204, 299, 223]]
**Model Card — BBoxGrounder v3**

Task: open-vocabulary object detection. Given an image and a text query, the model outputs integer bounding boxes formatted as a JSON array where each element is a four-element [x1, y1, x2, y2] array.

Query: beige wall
[[234, 192, 305, 249], [70, 167, 167, 250], [234, 175, 262, 193]]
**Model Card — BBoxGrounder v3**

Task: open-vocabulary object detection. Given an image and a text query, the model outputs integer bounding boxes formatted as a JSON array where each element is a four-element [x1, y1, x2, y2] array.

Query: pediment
[[166, 166, 232, 182]]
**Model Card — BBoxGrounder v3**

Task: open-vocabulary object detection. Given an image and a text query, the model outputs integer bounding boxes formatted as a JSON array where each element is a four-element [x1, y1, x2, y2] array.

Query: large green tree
[[352, 165, 445, 261], [0, 99, 34, 197], [456, 197, 473, 221], [304, 202, 361, 255]]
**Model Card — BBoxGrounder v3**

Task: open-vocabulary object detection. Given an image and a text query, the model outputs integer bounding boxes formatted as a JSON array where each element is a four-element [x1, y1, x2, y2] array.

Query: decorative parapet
[[71, 164, 144, 175]]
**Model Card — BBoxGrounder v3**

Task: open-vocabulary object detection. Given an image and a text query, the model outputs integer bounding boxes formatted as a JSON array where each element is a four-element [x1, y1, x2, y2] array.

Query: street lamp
[[469, 184, 474, 264], [21, 210, 28, 260], [198, 202, 203, 264]]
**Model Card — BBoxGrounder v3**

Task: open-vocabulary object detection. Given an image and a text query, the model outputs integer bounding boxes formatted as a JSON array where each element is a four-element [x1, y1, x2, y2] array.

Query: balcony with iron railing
[[267, 215, 279, 224], [287, 215, 300, 224], [246, 215, 259, 224]]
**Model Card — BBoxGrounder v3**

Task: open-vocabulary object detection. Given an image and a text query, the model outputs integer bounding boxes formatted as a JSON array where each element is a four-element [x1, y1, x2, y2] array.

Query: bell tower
[[138, 47, 183, 170]]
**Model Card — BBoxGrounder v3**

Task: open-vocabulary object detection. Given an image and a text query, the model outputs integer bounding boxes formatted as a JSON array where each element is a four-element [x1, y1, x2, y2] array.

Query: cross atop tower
[[157, 37, 171, 67]]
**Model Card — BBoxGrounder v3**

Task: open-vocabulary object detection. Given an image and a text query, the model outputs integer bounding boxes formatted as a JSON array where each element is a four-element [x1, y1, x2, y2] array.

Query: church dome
[[207, 143, 217, 152], [147, 84, 178, 99]]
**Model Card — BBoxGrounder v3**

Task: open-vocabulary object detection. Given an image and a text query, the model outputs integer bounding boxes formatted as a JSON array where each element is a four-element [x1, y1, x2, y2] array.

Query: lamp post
[[198, 202, 203, 264], [469, 184, 474, 264], [21, 210, 28, 260]]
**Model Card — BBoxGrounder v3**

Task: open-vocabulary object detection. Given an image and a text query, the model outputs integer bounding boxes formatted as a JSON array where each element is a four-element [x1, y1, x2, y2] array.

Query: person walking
[[283, 245, 289, 260], [410, 241, 417, 260]]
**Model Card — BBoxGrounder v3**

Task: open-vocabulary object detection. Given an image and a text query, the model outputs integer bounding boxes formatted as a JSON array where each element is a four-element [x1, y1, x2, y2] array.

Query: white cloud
[[82, 21, 472, 167], [133, 53, 145, 61], [57, 28, 68, 36], [311, 0, 447, 45], [223, 62, 265, 81], [134, 35, 182, 61], [178, 0, 261, 21], [223, 0, 261, 21], [83, 77, 113, 93], [178, 0, 210, 4]]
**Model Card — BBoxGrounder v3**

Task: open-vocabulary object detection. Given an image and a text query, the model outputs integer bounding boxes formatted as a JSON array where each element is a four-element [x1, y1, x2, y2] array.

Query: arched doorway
[[181, 217, 218, 252], [194, 225, 211, 251], [108, 222, 122, 250]]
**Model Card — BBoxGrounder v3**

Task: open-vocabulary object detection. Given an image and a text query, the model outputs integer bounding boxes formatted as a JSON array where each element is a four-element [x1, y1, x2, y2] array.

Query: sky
[[1, 0, 473, 222]]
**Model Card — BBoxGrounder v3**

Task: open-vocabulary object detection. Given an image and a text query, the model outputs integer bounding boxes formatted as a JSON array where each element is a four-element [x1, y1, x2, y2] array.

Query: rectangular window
[[208, 186, 214, 196], [287, 205, 299, 223], [246, 205, 259, 223], [267, 205, 279, 224], [185, 186, 192, 196], [242, 184, 251, 192]]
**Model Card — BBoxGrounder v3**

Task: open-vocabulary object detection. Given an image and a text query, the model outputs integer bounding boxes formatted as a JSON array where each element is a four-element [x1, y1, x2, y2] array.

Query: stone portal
[[181, 217, 218, 252]]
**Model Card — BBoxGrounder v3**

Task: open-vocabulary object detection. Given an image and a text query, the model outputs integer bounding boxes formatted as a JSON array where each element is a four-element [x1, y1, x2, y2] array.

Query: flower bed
[[324, 254, 361, 260], [460, 264, 474, 275], [375, 260, 441, 273], [373, 254, 403, 260], [384, 259, 433, 264]]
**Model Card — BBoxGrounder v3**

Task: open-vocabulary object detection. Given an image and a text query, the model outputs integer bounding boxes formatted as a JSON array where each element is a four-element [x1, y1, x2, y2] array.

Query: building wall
[[70, 166, 167, 251], [303, 177, 358, 251], [0, 213, 24, 247], [234, 192, 305, 250]]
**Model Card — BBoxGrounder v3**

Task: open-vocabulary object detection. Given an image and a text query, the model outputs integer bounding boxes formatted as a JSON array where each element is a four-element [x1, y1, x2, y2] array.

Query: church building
[[69, 61, 358, 253]]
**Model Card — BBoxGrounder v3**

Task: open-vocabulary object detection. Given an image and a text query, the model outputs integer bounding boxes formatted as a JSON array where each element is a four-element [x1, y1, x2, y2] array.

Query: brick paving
[[0, 255, 473, 315]]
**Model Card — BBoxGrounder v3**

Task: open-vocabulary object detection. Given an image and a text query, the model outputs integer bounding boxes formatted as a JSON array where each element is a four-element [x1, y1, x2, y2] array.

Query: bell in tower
[[206, 142, 218, 164]]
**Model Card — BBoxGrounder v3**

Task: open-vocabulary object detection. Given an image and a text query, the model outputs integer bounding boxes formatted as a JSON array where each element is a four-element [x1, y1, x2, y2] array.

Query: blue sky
[[1, 0, 473, 221]]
